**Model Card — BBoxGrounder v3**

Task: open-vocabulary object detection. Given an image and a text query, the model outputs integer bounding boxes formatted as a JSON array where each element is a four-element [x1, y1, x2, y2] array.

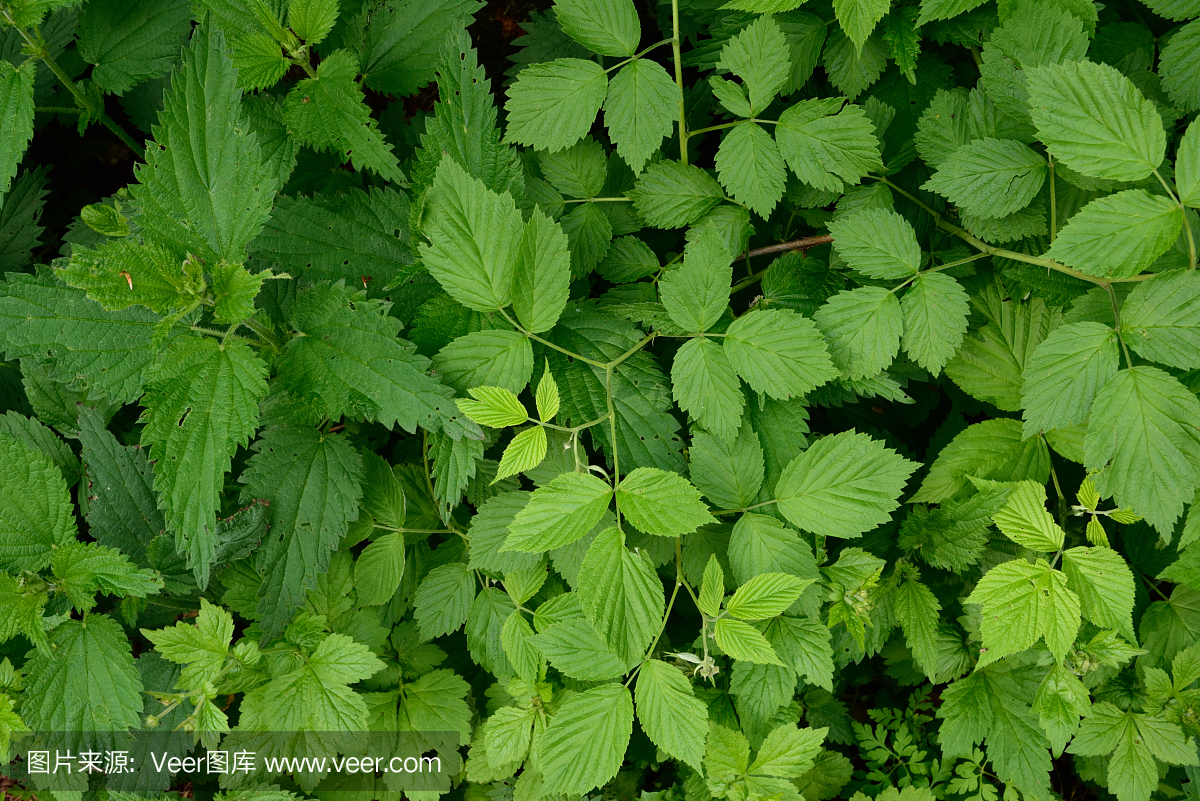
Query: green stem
[[189, 326, 259, 347], [713, 499, 776, 516], [607, 332, 656, 370], [499, 307, 607, 368], [604, 38, 674, 73], [889, 252, 991, 294], [538, 412, 611, 433], [1105, 283, 1134, 368], [1045, 452, 1068, 528], [559, 197, 634, 204], [606, 366, 622, 526], [240, 316, 286, 350], [670, 0, 688, 166], [35, 105, 80, 114], [1048, 155, 1057, 243], [687, 120, 745, 137], [625, 575, 682, 687]]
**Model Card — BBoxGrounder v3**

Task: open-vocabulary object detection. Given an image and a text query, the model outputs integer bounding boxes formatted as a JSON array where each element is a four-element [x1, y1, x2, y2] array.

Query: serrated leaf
[[916, 0, 987, 24], [776, 430, 917, 538], [1160, 19, 1200, 113], [414, 562, 476, 640], [0, 432, 76, 573], [0, 61, 34, 197], [540, 683, 634, 796], [751, 724, 826, 777], [894, 574, 942, 680], [714, 617, 785, 665], [288, 0, 339, 44], [635, 659, 708, 771], [77, 0, 192, 94], [719, 15, 791, 113], [992, 480, 1064, 551], [673, 339, 745, 443], [51, 542, 161, 611], [1022, 321, 1119, 437], [1044, 190, 1182, 280], [1086, 367, 1200, 537], [283, 49, 404, 183], [535, 361, 560, 421], [503, 471, 613, 551], [555, 0, 639, 57], [616, 467, 716, 537], [725, 572, 810, 620], [1120, 270, 1200, 371], [1062, 546, 1136, 643], [141, 597, 231, 687], [775, 97, 883, 192], [600, 58, 676, 174], [629, 159, 725, 229], [813, 286, 903, 380], [577, 527, 665, 661], [945, 297, 1056, 412], [512, 208, 570, 333], [833, 0, 890, 54], [504, 57, 608, 152], [914, 418, 1050, 503], [715, 122, 787, 218], [433, 330, 533, 396], [901, 272, 970, 374], [723, 308, 838, 399], [358, 0, 484, 96], [923, 138, 1046, 219], [829, 208, 920, 280], [967, 558, 1080, 665], [659, 223, 732, 333], [353, 532, 406, 607], [495, 426, 548, 483], [528, 615, 626, 680], [1025, 59, 1165, 182]]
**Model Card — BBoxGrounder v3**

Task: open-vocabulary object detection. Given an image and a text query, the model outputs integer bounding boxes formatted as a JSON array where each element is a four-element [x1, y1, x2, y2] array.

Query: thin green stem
[[559, 197, 634, 204], [626, 576, 682, 687], [890, 252, 991, 294], [1153, 168, 1181, 205], [607, 332, 656, 370], [499, 307, 608, 368], [1048, 155, 1057, 243], [1105, 283, 1134, 369], [538, 412, 611, 433], [605, 366, 622, 527], [713, 499, 776, 516], [35, 105, 80, 114], [189, 326, 258, 347], [687, 121, 744, 137], [1183, 209, 1198, 270], [670, 0, 688, 166], [1046, 452, 1068, 528], [240, 316, 286, 350], [604, 38, 674, 73]]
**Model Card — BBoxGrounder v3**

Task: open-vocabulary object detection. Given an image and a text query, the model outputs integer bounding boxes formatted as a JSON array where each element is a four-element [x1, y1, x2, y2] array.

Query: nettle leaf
[[833, 0, 890, 54], [0, 61, 34, 197], [0, 432, 77, 573], [914, 418, 1050, 503], [77, 0, 192, 94], [776, 430, 917, 538]]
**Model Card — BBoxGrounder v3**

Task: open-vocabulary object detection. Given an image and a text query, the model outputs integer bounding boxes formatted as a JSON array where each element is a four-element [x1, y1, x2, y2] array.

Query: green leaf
[[966, 558, 1080, 665], [714, 616, 785, 665], [358, 0, 484, 97], [535, 361, 560, 421], [601, 59, 675, 174], [673, 338, 744, 442], [1033, 664, 1089, 756], [635, 659, 708, 771], [528, 616, 626, 680], [0, 61, 34, 197], [1025, 59, 1166, 182], [132, 24, 276, 263], [456, 386, 528, 428], [353, 532, 406, 607], [538, 137, 607, 198], [0, 168, 49, 272], [725, 573, 811, 620], [540, 683, 634, 796], [719, 15, 791, 113], [51, 542, 161, 611], [992, 480, 1064, 552], [777, 431, 917, 539], [916, 419, 1051, 503], [239, 426, 364, 639], [1160, 19, 1200, 113], [1069, 704, 1200, 801], [1062, 546, 1136, 644], [555, 0, 639, 57], [414, 562, 476, 640], [577, 527, 665, 661], [775, 98, 882, 192], [22, 615, 144, 732], [833, 0, 890, 54], [764, 614, 834, 690], [77, 0, 192, 94], [690, 424, 764, 509], [504, 57, 608, 152], [750, 723, 826, 777], [729, 512, 819, 588], [287, 0, 339, 44], [142, 597, 231, 687], [0, 432, 76, 573], [503, 471, 613, 551], [699, 554, 725, 618], [829, 208, 920, 280], [813, 287, 904, 380], [916, 0, 987, 24], [280, 283, 468, 437], [1120, 270, 1200, 370], [923, 138, 1046, 219], [715, 122, 787, 218], [823, 29, 888, 101], [616, 467, 716, 537], [512, 208, 570, 333], [1044, 190, 1182, 280], [283, 49, 404, 183], [660, 223, 732, 333], [723, 308, 838, 399], [706, 723, 751, 790], [495, 426, 548, 482], [433, 330, 533, 395], [421, 157, 520, 312], [141, 338, 267, 586], [629, 159, 725, 229], [1022, 321, 1119, 437], [945, 297, 1056, 412], [1086, 367, 1200, 537], [901, 272, 970, 374], [1179, 119, 1200, 208], [467, 492, 542, 575], [893, 573, 942, 680]]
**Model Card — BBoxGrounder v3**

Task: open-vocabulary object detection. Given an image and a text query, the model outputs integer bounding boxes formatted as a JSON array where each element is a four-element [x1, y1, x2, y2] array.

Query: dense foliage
[[2, 0, 1200, 800]]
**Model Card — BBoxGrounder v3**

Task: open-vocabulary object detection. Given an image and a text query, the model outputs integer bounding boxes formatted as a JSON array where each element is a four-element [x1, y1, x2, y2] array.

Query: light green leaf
[[482, 703, 535, 770], [729, 512, 819, 587], [893, 574, 942, 680], [723, 308, 838, 399], [915, 419, 1051, 503], [503, 471, 613, 551], [1120, 269, 1200, 370], [1044, 190, 1182, 280], [287, 0, 339, 44], [689, 423, 764, 511], [673, 338, 745, 442], [629, 159, 725, 229], [923, 138, 1046, 219], [577, 527, 665, 661], [1021, 321, 1119, 437], [353, 532, 406, 607], [775, 97, 882, 192], [554, 0, 640, 57], [699, 554, 725, 618], [719, 15, 791, 113], [901, 272, 970, 374], [0, 432, 76, 573], [992, 480, 1064, 552], [1062, 546, 1136, 643], [829, 208, 920, 280], [967, 558, 1080, 665], [540, 683, 634, 796], [635, 659, 709, 771], [716, 122, 787, 218], [714, 617, 785, 665], [495, 426, 548, 483], [512, 207, 571, 333], [433, 330, 533, 394], [141, 597, 231, 688], [813, 286, 904, 380], [456, 386, 528, 428], [916, 0, 987, 24], [421, 157, 520, 311], [660, 223, 732, 333], [764, 614, 834, 691], [504, 58, 608, 153], [833, 0, 890, 54], [1033, 664, 1089, 756], [1179, 119, 1200, 207], [776, 430, 917, 539], [528, 616, 626, 680], [1086, 367, 1200, 537], [616, 467, 716, 537], [50, 542, 161, 611], [1025, 59, 1166, 182], [535, 361, 560, 421], [414, 562, 476, 640], [725, 573, 811, 620], [0, 61, 34, 197], [750, 724, 826, 777]]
